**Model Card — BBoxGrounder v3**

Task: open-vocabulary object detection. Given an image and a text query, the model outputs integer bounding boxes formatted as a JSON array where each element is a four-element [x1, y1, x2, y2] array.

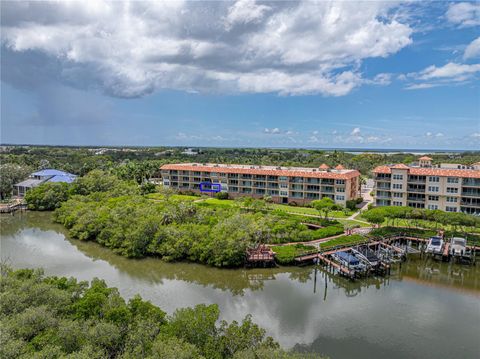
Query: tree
[[25, 182, 71, 210], [163, 304, 220, 356], [0, 163, 31, 199], [312, 197, 336, 219], [362, 209, 385, 227]]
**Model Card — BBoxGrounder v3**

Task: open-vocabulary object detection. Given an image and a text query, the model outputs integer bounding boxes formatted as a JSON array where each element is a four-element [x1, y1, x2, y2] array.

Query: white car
[[449, 237, 467, 257], [426, 236, 443, 254]]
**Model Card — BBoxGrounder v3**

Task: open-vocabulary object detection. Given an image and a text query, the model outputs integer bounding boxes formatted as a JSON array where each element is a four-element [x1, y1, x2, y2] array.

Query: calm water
[[1, 212, 479, 359]]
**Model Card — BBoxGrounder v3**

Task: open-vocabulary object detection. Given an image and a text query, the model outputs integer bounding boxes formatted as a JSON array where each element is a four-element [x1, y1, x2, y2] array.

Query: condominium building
[[373, 157, 480, 214], [160, 163, 361, 205]]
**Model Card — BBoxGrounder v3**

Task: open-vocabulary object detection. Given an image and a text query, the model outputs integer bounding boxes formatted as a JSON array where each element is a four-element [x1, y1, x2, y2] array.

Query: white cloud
[[417, 62, 480, 80], [472, 133, 480, 138], [405, 62, 480, 90], [225, 0, 271, 30], [1, 0, 414, 98], [350, 127, 361, 136], [464, 37, 480, 60], [404, 83, 438, 90], [364, 73, 393, 86], [446, 2, 480, 28], [264, 127, 281, 134]]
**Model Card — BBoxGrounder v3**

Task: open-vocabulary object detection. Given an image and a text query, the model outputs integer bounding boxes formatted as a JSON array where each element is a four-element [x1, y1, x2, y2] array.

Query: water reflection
[[1, 212, 479, 358]]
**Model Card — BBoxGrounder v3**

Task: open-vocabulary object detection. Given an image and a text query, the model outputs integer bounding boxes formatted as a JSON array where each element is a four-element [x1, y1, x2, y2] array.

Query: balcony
[[376, 194, 392, 199], [461, 201, 480, 207], [375, 175, 391, 181], [462, 190, 480, 197], [407, 176, 426, 184], [407, 196, 425, 202], [376, 184, 391, 190], [408, 187, 426, 193], [463, 179, 480, 187]]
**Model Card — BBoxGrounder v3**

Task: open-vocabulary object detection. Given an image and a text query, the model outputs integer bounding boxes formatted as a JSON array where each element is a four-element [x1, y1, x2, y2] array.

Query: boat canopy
[[430, 237, 442, 245], [337, 251, 360, 265]]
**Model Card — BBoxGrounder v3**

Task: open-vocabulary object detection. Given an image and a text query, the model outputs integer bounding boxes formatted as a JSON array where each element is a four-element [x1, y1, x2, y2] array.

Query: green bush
[[346, 200, 357, 211], [319, 234, 366, 251], [369, 226, 436, 239], [215, 192, 229, 200], [1, 267, 313, 359], [25, 182, 71, 210], [272, 244, 316, 265]]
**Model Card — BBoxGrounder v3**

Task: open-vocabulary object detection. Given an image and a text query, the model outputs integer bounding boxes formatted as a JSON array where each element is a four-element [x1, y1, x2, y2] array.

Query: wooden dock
[[443, 242, 450, 257], [246, 244, 275, 267], [0, 201, 27, 214]]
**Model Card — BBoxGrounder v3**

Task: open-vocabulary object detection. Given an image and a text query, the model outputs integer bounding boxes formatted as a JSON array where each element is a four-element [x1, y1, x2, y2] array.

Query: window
[[428, 186, 439, 192], [393, 192, 403, 198], [393, 201, 403, 206], [429, 176, 440, 182], [393, 174, 403, 180], [428, 195, 439, 201], [446, 196, 457, 203], [335, 179, 345, 185], [163, 179, 170, 186], [447, 177, 458, 184], [279, 183, 288, 189], [428, 204, 438, 210], [392, 183, 403, 189], [335, 195, 345, 201], [446, 206, 457, 212], [446, 187, 458, 194], [336, 187, 345, 192], [280, 190, 288, 197], [279, 176, 288, 181]]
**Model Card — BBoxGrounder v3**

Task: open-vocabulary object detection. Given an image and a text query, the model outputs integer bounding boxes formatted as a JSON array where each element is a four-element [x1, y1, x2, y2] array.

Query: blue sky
[[1, 1, 479, 149]]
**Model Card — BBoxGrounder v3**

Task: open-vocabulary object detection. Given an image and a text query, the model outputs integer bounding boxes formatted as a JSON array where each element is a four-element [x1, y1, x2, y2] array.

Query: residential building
[[13, 169, 77, 197], [160, 163, 361, 205], [373, 157, 480, 214]]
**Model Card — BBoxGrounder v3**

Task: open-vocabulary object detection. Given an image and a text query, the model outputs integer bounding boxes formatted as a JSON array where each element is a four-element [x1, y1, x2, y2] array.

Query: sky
[[1, 1, 479, 150]]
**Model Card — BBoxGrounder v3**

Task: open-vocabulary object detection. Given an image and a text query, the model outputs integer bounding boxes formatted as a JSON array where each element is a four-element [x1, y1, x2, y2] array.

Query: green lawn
[[270, 203, 353, 218], [145, 193, 201, 202], [319, 234, 367, 251], [356, 215, 480, 234], [271, 244, 316, 265], [338, 219, 371, 228]]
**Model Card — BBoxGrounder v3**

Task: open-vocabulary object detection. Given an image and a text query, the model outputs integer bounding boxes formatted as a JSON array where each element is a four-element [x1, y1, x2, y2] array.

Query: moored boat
[[426, 236, 443, 255]]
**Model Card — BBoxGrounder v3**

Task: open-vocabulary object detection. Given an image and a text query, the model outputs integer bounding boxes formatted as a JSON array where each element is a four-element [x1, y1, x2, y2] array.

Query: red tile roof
[[419, 156, 433, 160], [391, 163, 410, 169], [335, 164, 345, 170], [373, 165, 480, 178], [161, 163, 360, 180], [319, 164, 330, 169]]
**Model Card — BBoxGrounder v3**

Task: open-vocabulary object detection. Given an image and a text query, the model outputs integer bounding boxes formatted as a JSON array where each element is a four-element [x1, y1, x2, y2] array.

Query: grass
[[338, 219, 371, 228], [355, 213, 480, 234], [319, 234, 367, 251], [271, 244, 316, 265], [145, 193, 201, 202], [271, 204, 353, 218]]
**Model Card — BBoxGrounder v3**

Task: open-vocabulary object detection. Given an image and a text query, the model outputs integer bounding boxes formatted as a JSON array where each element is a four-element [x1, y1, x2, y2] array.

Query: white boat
[[449, 237, 467, 257], [426, 236, 443, 255]]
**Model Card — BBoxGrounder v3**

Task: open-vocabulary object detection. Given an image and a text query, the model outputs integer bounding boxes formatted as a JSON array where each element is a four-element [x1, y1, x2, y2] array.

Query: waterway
[[1, 212, 479, 359]]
